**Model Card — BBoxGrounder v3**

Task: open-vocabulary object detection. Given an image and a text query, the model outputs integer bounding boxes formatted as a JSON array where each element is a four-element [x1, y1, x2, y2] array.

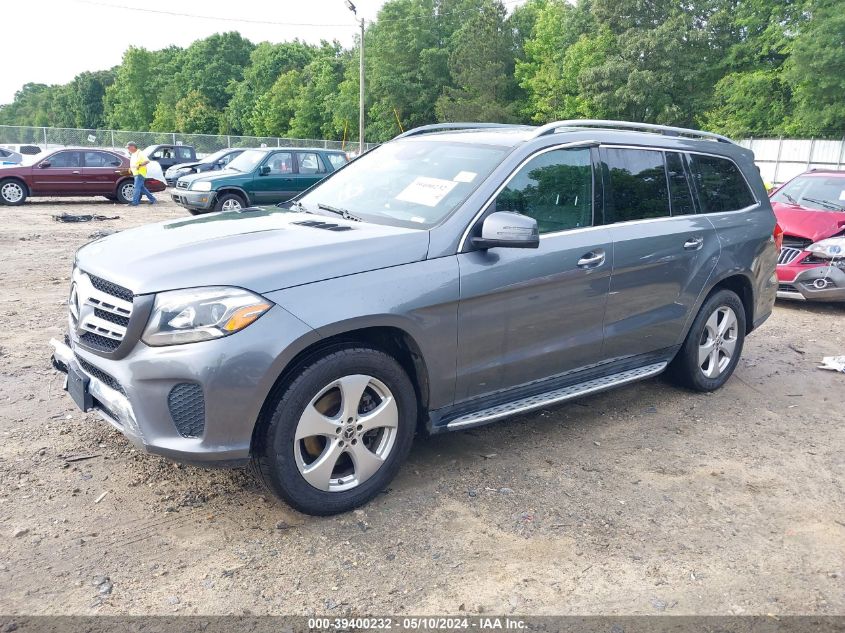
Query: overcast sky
[[1, 0, 395, 104]]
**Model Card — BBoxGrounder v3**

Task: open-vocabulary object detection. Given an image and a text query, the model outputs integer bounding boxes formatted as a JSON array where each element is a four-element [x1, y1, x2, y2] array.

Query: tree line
[[1, 0, 842, 142]]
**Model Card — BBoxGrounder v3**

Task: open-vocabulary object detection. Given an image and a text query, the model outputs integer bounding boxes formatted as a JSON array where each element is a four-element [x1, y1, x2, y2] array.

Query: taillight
[[773, 222, 784, 252]]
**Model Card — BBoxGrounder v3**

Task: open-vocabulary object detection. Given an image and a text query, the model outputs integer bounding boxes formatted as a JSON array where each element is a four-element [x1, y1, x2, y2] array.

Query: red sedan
[[770, 170, 845, 302], [0, 147, 166, 206]]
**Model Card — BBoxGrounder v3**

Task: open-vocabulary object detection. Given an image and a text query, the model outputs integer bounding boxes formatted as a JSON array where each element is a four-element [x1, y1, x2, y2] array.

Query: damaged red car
[[770, 170, 845, 302]]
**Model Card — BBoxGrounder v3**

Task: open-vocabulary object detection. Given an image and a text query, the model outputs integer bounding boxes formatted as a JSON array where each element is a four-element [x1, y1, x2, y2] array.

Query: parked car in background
[[50, 121, 777, 515], [164, 148, 246, 186], [0, 148, 22, 165], [770, 170, 845, 302], [143, 144, 196, 172], [0, 147, 166, 205], [171, 147, 348, 213], [1, 143, 42, 156]]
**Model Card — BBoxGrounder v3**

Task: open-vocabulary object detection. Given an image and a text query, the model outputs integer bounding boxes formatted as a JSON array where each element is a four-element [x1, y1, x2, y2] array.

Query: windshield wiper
[[317, 202, 363, 222], [782, 192, 799, 205], [802, 196, 845, 211]]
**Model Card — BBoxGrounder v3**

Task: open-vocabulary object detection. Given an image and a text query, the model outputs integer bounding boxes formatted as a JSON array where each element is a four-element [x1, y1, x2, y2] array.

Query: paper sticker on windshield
[[839, 190, 845, 201], [396, 176, 458, 207], [453, 171, 477, 183]]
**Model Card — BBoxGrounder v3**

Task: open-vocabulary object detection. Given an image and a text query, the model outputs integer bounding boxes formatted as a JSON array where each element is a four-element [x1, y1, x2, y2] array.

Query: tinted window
[[0, 149, 9, 157], [493, 148, 592, 234], [266, 152, 293, 174], [666, 152, 696, 216], [688, 154, 755, 213], [326, 153, 348, 169], [297, 152, 326, 175], [47, 151, 82, 168], [604, 148, 669, 222], [151, 147, 173, 160], [85, 151, 121, 168]]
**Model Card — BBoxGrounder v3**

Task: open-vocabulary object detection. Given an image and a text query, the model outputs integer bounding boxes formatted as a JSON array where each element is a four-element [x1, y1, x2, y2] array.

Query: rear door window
[[85, 151, 121, 168], [176, 146, 193, 160], [297, 152, 326, 175], [492, 147, 593, 234], [687, 154, 756, 213], [603, 148, 670, 222]]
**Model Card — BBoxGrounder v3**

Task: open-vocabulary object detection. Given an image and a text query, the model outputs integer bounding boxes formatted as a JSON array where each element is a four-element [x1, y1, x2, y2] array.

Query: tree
[[289, 44, 347, 139], [174, 91, 223, 133], [703, 70, 791, 136], [249, 70, 302, 136], [435, 1, 518, 122], [784, 0, 845, 135]]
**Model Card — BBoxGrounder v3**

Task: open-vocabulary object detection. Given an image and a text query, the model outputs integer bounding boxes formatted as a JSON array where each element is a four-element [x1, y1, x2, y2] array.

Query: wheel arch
[[708, 273, 754, 334], [251, 324, 431, 453], [215, 186, 250, 205]]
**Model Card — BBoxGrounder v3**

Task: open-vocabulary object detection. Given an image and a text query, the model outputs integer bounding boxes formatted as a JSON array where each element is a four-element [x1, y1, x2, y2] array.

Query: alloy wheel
[[1, 182, 24, 203], [221, 198, 242, 211], [698, 306, 739, 379], [293, 374, 398, 492], [121, 182, 135, 201]]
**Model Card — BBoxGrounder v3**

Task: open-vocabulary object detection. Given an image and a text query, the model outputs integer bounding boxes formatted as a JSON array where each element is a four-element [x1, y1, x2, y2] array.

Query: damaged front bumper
[[777, 263, 845, 302]]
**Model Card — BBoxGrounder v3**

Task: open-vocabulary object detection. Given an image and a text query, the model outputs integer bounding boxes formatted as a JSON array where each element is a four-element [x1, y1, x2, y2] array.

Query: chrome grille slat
[[70, 269, 134, 352], [777, 247, 802, 266]]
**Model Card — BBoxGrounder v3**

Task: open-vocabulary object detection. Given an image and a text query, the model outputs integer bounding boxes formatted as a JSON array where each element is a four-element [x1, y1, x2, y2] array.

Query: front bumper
[[49, 305, 319, 466], [170, 188, 214, 211], [777, 263, 845, 302]]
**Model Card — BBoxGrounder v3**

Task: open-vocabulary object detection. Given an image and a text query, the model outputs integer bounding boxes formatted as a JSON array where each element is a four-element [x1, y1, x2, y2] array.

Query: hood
[[772, 201, 845, 242], [75, 208, 430, 295], [176, 168, 241, 185], [166, 161, 202, 173]]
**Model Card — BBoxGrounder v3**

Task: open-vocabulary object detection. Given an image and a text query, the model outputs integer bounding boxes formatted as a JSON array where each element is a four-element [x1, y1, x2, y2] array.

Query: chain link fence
[[0, 125, 378, 157]]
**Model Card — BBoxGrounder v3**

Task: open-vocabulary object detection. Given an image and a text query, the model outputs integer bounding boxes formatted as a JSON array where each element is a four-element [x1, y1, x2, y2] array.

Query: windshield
[[227, 149, 267, 173], [199, 148, 231, 165], [297, 140, 510, 228], [772, 175, 845, 212]]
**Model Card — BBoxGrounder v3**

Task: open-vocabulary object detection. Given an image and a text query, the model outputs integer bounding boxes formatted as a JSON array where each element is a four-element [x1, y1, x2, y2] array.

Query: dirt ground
[[0, 196, 843, 617]]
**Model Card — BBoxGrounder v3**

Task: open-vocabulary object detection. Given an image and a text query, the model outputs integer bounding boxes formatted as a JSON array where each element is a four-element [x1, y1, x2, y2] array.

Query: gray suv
[[50, 120, 778, 515]]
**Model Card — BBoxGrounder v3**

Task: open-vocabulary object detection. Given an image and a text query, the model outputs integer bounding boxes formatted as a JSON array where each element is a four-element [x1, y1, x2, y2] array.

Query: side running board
[[446, 362, 667, 431]]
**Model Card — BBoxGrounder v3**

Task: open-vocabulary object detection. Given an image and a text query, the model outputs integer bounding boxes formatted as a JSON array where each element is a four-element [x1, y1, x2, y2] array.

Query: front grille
[[75, 354, 126, 396], [783, 236, 813, 250], [80, 332, 121, 351], [176, 180, 189, 189], [89, 274, 133, 303], [168, 384, 205, 438], [778, 284, 798, 293], [72, 269, 135, 354], [778, 247, 803, 265]]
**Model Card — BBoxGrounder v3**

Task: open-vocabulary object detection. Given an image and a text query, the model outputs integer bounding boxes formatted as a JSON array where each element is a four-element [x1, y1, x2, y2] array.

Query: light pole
[[345, 0, 365, 155]]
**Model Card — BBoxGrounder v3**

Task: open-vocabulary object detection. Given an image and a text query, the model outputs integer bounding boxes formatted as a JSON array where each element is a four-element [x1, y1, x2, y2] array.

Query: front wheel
[[668, 289, 746, 392], [0, 179, 27, 205], [251, 347, 417, 515], [214, 193, 245, 212]]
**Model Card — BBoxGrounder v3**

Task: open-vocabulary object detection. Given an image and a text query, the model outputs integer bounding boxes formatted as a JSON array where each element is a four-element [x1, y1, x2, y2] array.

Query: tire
[[668, 289, 746, 392], [251, 346, 418, 515], [115, 180, 135, 204], [0, 179, 27, 206], [214, 192, 245, 212]]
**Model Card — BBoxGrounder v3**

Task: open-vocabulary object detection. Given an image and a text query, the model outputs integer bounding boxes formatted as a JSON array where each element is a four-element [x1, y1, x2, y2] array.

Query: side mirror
[[471, 211, 539, 250], [259, 165, 271, 176], [38, 161, 51, 168]]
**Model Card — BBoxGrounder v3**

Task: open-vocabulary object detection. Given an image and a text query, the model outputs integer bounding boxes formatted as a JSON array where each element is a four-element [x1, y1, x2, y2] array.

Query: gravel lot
[[0, 196, 843, 616]]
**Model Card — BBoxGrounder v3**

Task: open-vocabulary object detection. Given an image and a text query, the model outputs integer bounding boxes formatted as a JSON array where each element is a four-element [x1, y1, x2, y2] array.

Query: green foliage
[[2, 0, 843, 139]]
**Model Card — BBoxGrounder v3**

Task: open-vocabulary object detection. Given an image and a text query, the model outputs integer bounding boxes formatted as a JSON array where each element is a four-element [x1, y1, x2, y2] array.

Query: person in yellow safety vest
[[125, 141, 157, 206]]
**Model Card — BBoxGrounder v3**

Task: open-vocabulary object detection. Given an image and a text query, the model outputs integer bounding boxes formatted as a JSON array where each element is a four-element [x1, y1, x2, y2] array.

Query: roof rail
[[393, 122, 529, 140], [532, 120, 735, 145]]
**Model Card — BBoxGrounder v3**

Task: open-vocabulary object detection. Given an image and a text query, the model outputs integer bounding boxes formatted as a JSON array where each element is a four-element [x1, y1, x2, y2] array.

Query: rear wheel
[[214, 192, 245, 212], [251, 346, 417, 515], [668, 289, 746, 392], [0, 179, 27, 205], [116, 180, 135, 204]]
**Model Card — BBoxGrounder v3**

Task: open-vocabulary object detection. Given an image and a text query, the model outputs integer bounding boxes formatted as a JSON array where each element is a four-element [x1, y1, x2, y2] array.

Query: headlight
[[142, 287, 273, 346], [191, 181, 212, 192], [806, 237, 845, 259]]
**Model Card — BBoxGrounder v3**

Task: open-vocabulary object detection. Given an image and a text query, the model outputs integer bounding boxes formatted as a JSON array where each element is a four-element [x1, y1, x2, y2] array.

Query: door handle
[[684, 236, 704, 251], [577, 249, 606, 268], [72, 170, 81, 174]]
